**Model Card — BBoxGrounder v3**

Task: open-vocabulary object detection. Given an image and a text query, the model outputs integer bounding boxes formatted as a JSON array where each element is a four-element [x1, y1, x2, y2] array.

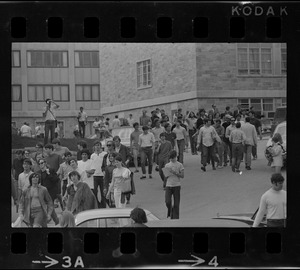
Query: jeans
[[29, 206, 48, 227], [140, 147, 153, 175], [44, 120, 56, 145], [188, 129, 197, 154], [244, 144, 252, 167], [201, 144, 216, 168], [158, 157, 169, 186], [165, 186, 181, 219], [93, 176, 106, 208], [215, 141, 224, 166], [176, 139, 185, 164], [231, 143, 244, 170], [79, 121, 86, 138]]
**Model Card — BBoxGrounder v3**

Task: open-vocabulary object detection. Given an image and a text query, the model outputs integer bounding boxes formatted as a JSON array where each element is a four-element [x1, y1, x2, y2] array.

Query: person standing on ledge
[[77, 106, 88, 138], [43, 98, 59, 145]]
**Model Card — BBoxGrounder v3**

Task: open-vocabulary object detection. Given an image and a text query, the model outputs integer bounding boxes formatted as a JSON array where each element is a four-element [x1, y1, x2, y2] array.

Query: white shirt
[[173, 126, 187, 141], [78, 111, 88, 122], [18, 171, 33, 191], [44, 104, 57, 121], [90, 151, 107, 176], [139, 132, 155, 147], [198, 126, 217, 147], [112, 118, 121, 128], [78, 159, 93, 189], [127, 117, 135, 126], [20, 125, 32, 137]]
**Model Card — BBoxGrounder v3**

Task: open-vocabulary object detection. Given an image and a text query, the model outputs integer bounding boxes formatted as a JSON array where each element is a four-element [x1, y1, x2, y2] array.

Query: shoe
[[155, 166, 159, 172], [246, 166, 251, 170], [149, 175, 153, 179], [201, 166, 206, 172], [231, 166, 236, 172], [212, 167, 216, 170], [218, 165, 223, 169], [140, 176, 146, 179], [236, 169, 240, 173], [126, 200, 130, 205], [134, 169, 139, 173], [224, 163, 227, 167]]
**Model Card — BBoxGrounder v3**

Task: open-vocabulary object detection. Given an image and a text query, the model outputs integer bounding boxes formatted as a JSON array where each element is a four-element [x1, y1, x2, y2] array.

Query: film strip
[[2, 1, 300, 268]]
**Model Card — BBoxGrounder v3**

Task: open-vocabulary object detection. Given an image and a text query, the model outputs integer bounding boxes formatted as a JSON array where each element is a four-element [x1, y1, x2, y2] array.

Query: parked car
[[75, 208, 159, 227], [271, 106, 286, 135], [212, 208, 267, 227], [266, 121, 286, 167]]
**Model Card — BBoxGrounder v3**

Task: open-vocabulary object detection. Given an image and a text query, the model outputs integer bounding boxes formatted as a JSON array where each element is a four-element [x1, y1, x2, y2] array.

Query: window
[[137, 59, 152, 89], [263, 98, 274, 111], [12, 85, 22, 101], [237, 98, 275, 115], [281, 44, 286, 75], [27, 51, 68, 67], [74, 51, 99, 67], [237, 44, 273, 75], [281, 98, 286, 106], [75, 85, 100, 101], [28, 85, 69, 101], [12, 51, 21, 67]]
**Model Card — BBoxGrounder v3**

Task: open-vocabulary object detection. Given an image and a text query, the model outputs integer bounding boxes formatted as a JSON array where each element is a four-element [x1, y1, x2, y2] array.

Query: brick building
[[12, 43, 286, 138]]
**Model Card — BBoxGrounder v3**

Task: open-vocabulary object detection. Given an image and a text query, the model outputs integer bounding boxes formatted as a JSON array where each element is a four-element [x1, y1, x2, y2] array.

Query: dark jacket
[[38, 169, 60, 200], [116, 144, 132, 164], [19, 185, 53, 225]]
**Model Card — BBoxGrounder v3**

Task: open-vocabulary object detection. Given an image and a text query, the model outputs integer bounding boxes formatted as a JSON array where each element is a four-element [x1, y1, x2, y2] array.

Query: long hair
[[130, 207, 148, 224], [28, 173, 41, 186]]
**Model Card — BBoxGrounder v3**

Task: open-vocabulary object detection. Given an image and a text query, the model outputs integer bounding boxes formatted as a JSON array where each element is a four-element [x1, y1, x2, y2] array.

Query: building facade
[[12, 43, 286, 138]]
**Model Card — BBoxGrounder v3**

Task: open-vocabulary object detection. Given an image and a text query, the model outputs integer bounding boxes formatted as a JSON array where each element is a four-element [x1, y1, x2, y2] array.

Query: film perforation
[[156, 232, 173, 254], [266, 232, 282, 254], [11, 232, 26, 254], [84, 17, 100, 38], [229, 232, 246, 254], [10, 17, 26, 38], [84, 233, 99, 254], [121, 17, 136, 38], [47, 17, 63, 38], [47, 232, 63, 254], [193, 232, 209, 254], [157, 17, 173, 38], [120, 232, 136, 254]]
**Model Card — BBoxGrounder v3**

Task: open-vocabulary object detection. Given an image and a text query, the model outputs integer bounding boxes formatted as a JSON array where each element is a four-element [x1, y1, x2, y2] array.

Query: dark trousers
[[225, 141, 232, 165], [165, 186, 181, 219], [189, 129, 197, 154], [252, 144, 257, 158], [62, 179, 67, 197], [158, 157, 169, 187], [231, 143, 244, 170], [267, 219, 286, 227], [140, 147, 153, 175], [44, 120, 56, 145], [93, 176, 106, 208], [79, 121, 86, 138], [201, 144, 216, 168], [177, 139, 185, 164]]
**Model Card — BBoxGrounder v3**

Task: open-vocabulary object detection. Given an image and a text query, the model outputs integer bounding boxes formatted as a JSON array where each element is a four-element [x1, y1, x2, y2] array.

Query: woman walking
[[186, 111, 198, 155], [269, 133, 285, 173]]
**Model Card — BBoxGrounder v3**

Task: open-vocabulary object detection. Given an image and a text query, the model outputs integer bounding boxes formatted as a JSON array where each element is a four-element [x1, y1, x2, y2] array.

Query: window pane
[[52, 52, 60, 67], [62, 52, 68, 67], [44, 52, 51, 67], [75, 52, 80, 67], [261, 48, 272, 74], [76, 86, 83, 100], [53, 86, 60, 101], [36, 85, 44, 101], [44, 86, 52, 100], [35, 52, 43, 67], [91, 52, 99, 67], [281, 48, 287, 74], [28, 86, 35, 101], [83, 52, 91, 67], [61, 86, 69, 101], [27, 51, 31, 66], [92, 85, 100, 101], [249, 48, 259, 74], [12, 86, 21, 101], [83, 85, 91, 100], [13, 51, 20, 67]]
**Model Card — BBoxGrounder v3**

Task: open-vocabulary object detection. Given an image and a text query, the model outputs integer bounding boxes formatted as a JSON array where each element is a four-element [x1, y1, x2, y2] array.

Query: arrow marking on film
[[178, 254, 205, 267], [32, 256, 59, 268]]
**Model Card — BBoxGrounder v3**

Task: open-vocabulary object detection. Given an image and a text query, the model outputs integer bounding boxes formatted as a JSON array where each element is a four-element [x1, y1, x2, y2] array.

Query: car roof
[[146, 218, 250, 228], [75, 208, 154, 225], [275, 121, 286, 129]]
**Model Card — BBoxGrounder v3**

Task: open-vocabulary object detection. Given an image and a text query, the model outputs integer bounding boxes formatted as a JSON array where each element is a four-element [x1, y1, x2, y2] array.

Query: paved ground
[[11, 136, 287, 226]]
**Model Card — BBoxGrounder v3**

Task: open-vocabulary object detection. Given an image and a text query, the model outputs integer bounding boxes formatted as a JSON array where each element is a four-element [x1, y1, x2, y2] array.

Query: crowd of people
[[12, 103, 286, 228]]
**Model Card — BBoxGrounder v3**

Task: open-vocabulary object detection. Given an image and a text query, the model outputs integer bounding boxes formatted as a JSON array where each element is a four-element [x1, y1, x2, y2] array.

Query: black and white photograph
[[11, 42, 287, 228]]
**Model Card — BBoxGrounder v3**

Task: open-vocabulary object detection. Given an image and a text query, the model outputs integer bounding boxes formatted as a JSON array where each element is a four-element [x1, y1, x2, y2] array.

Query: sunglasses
[[39, 162, 45, 165], [107, 144, 112, 147]]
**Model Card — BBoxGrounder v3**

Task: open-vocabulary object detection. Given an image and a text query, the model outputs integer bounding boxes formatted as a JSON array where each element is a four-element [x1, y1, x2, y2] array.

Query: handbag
[[121, 177, 132, 193]]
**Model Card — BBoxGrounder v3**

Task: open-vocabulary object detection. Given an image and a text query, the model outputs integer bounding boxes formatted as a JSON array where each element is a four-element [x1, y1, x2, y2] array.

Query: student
[[163, 150, 184, 219]]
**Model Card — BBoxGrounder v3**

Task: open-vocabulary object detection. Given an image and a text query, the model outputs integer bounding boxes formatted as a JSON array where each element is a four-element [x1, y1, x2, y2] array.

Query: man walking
[[225, 117, 236, 166], [130, 122, 142, 173], [138, 126, 155, 179], [172, 120, 188, 164], [43, 98, 59, 145], [249, 110, 262, 159], [229, 122, 246, 173], [139, 110, 151, 127], [197, 119, 218, 171], [77, 107, 88, 138], [253, 173, 286, 227], [241, 117, 258, 170]]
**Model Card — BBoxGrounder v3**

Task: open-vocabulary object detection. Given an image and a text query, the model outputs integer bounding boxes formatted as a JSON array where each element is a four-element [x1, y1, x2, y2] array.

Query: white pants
[[114, 190, 126, 209]]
